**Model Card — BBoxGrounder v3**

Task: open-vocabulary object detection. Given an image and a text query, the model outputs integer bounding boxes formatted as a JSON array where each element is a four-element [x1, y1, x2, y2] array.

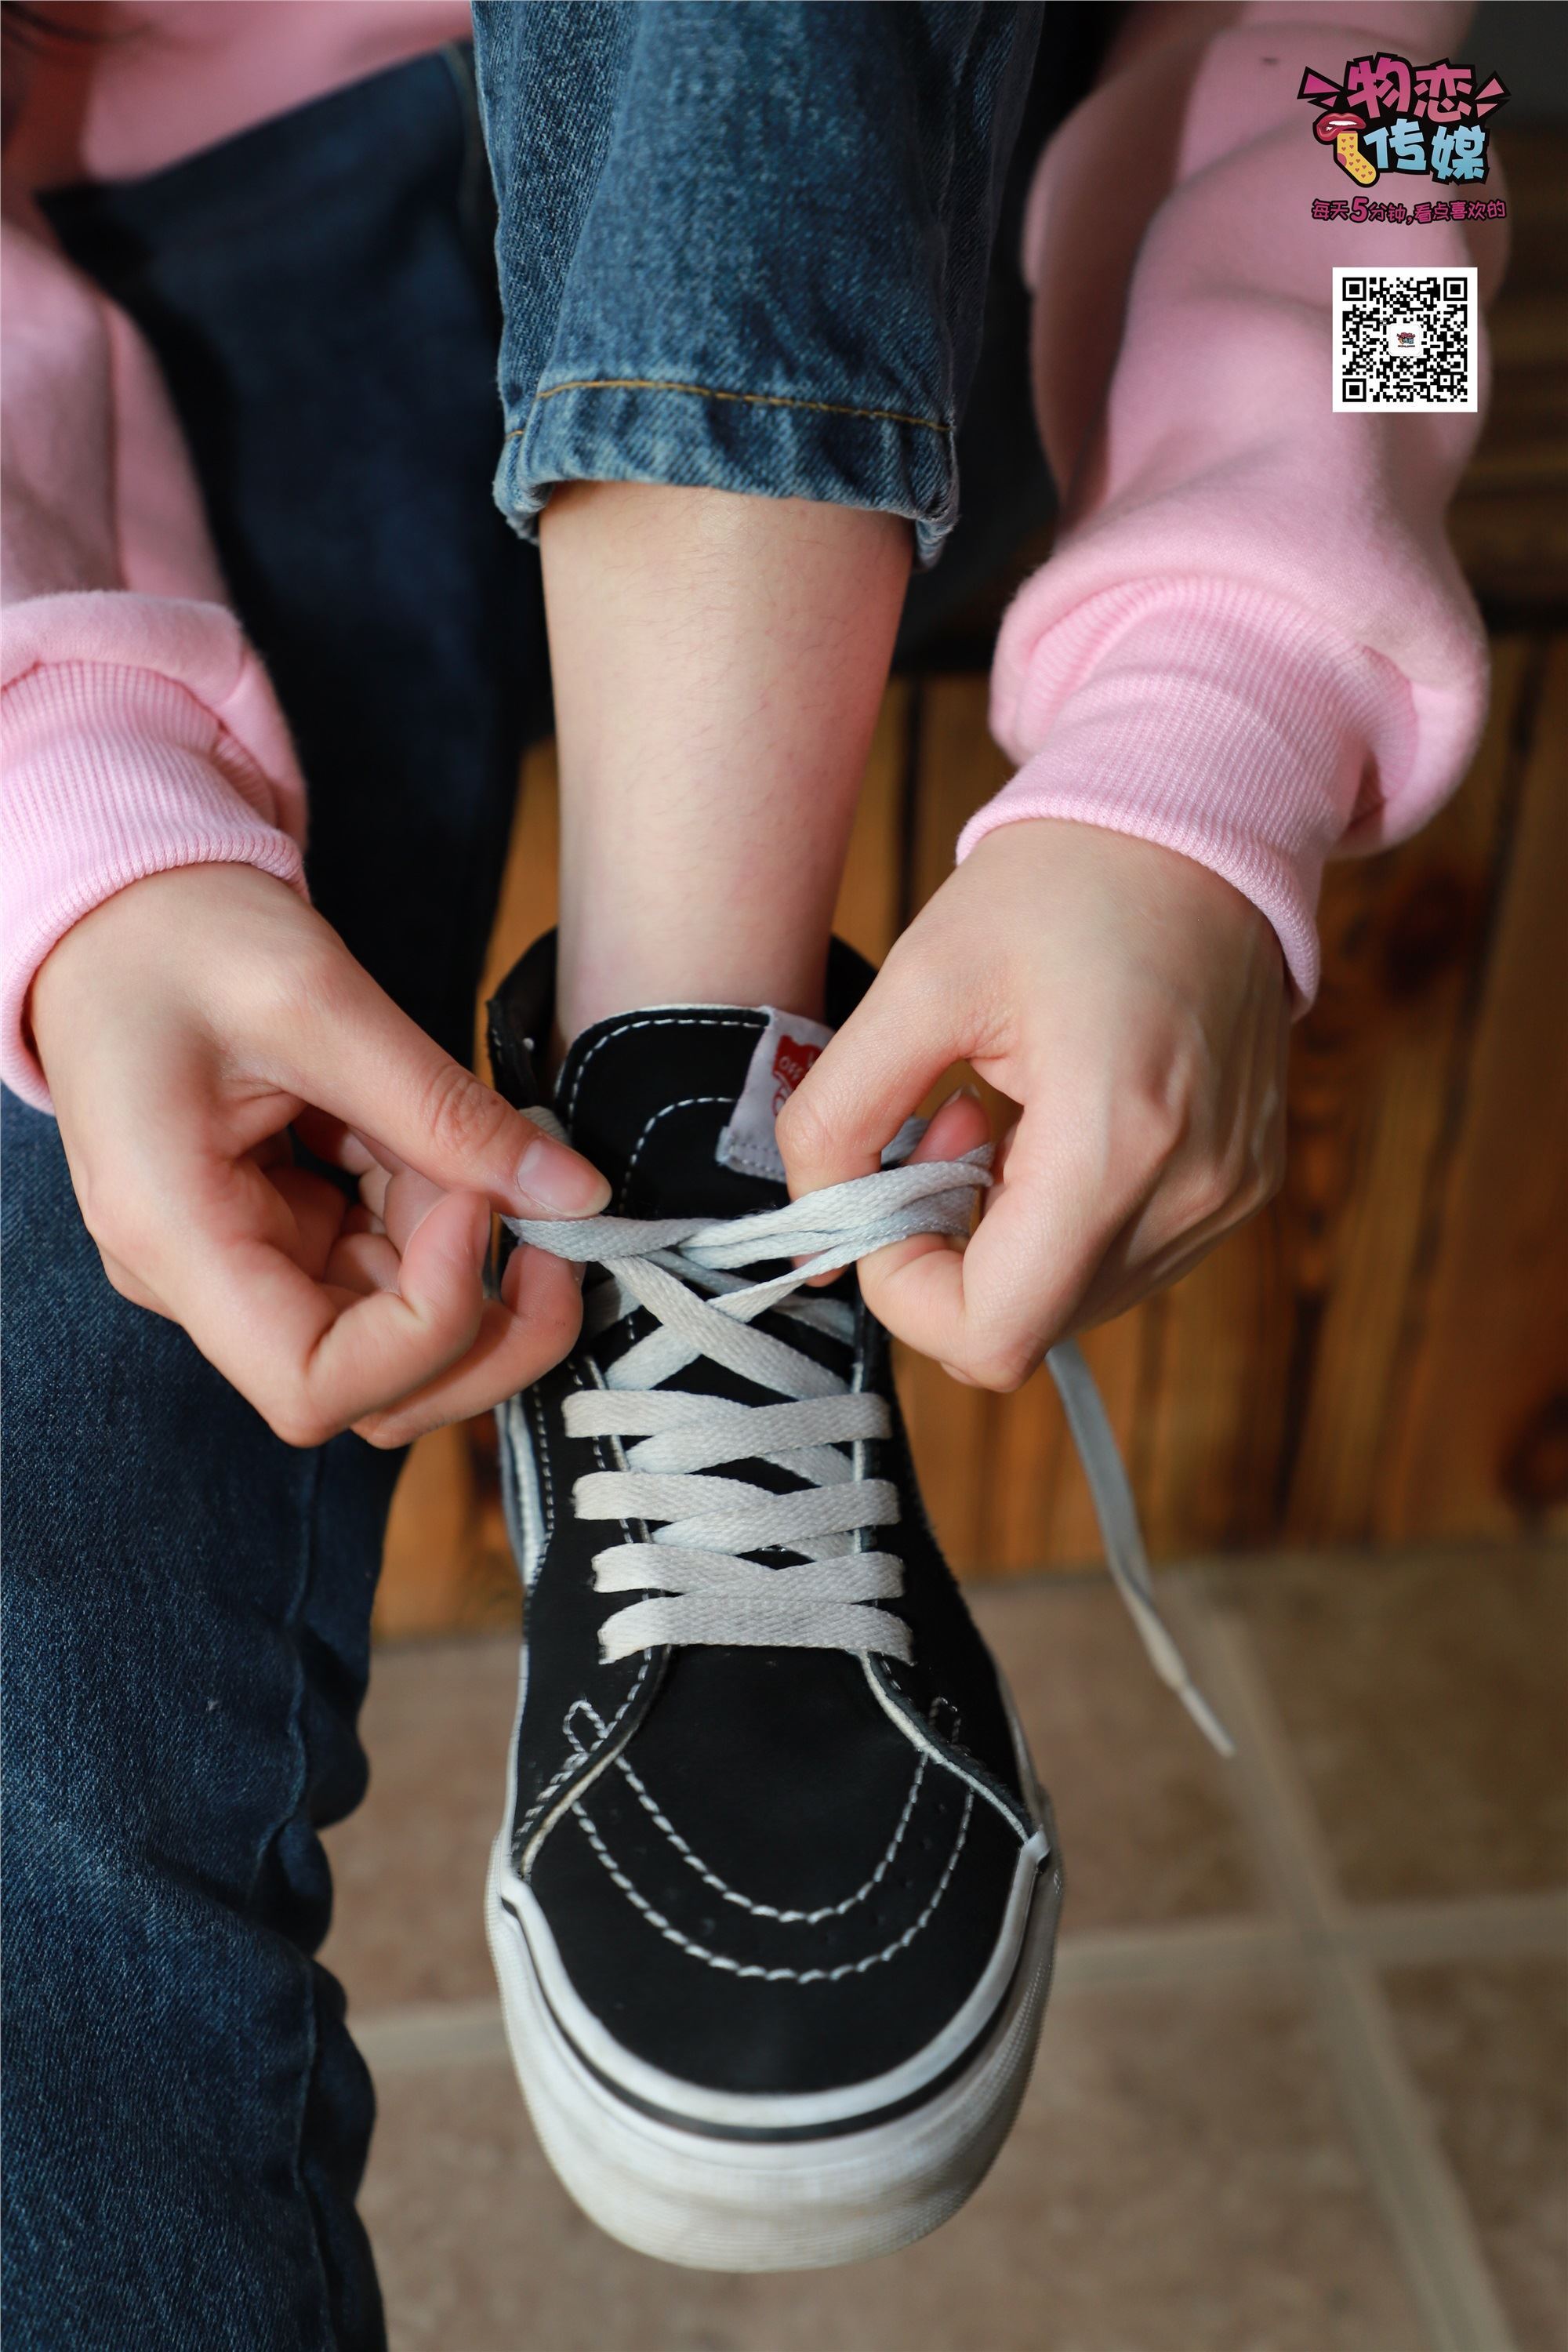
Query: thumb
[[275, 953, 609, 1218]]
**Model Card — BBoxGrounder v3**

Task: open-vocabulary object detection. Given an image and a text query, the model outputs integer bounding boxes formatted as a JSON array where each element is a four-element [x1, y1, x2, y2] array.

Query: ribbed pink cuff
[[966, 580, 1413, 1005], [2, 660, 307, 1109]]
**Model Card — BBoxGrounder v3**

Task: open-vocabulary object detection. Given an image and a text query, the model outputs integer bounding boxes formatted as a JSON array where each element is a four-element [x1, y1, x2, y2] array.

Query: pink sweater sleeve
[[1, 216, 307, 1110], [963, 2, 1503, 1004]]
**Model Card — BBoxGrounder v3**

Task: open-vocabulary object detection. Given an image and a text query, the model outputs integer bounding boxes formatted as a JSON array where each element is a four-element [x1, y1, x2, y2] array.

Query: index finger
[[270, 960, 606, 1220]]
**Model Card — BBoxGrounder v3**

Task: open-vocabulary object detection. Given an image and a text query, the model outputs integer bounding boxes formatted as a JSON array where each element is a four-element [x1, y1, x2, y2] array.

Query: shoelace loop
[[506, 1116, 1232, 1757]]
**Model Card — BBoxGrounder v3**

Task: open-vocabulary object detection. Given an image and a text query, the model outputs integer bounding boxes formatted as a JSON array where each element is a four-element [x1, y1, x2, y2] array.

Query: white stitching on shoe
[[514, 1657, 652, 1849], [859, 1655, 1038, 1842], [528, 1389, 555, 1541], [563, 1011, 761, 1124], [613, 1748, 928, 1923], [565, 1693, 946, 1925], [510, 1377, 570, 1834], [570, 1784, 975, 1984], [516, 1349, 666, 1857], [618, 1094, 731, 1212]]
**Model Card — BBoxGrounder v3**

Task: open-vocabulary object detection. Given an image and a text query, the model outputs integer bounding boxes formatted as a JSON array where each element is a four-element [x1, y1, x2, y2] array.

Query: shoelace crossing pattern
[[508, 1127, 1232, 1756]]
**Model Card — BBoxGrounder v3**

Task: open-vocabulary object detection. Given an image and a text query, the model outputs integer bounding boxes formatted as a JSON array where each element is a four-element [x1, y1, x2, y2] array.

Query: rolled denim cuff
[[495, 377, 958, 566], [474, 2, 1040, 568]]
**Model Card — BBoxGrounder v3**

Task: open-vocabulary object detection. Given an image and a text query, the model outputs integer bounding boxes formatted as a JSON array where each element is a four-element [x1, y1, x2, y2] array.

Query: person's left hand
[[777, 818, 1290, 1389]]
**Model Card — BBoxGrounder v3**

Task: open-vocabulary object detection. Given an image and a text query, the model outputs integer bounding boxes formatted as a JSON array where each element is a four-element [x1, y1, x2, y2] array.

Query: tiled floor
[[321, 1548, 1567, 2352]]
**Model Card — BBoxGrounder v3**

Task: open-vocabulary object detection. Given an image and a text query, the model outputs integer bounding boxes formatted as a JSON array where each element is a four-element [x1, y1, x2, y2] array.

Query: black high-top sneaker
[[481, 937, 1223, 2271]]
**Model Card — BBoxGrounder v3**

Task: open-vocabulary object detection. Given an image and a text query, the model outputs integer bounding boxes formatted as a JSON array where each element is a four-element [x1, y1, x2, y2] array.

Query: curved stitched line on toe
[[568, 1785, 975, 1984], [571, 1698, 957, 1928], [612, 1747, 929, 1923]]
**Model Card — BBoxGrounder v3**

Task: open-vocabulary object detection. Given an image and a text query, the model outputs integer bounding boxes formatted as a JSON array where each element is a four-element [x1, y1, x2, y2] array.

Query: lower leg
[[542, 482, 911, 1057]]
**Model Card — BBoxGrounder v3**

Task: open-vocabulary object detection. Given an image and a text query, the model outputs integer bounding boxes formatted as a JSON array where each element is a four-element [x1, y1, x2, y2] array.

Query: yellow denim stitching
[[512, 376, 952, 437]]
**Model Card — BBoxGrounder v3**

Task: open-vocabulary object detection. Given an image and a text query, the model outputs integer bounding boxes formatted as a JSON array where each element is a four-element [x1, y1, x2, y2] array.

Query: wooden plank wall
[[373, 129, 1568, 1636]]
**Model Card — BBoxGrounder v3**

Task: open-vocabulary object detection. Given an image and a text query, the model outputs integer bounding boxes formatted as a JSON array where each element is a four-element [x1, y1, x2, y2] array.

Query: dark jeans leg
[[2, 1104, 400, 2350], [4, 51, 546, 2351]]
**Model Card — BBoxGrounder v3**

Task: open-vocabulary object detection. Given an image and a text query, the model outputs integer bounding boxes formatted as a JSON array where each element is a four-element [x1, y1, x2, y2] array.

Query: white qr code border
[[1333, 265, 1479, 415]]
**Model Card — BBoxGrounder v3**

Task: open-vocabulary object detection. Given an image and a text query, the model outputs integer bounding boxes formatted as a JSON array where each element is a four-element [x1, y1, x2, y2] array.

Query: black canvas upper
[[488, 938, 1043, 2102]]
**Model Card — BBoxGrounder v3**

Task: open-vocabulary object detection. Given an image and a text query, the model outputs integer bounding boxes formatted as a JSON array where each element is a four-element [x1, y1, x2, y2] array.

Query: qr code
[[1334, 266, 1478, 412]]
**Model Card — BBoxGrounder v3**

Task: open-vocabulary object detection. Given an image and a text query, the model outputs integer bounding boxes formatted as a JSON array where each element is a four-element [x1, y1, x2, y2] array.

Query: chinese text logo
[[1299, 53, 1508, 186]]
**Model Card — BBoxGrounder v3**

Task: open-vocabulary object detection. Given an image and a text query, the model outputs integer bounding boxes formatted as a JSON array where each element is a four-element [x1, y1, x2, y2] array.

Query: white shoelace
[[508, 1123, 1232, 1757]]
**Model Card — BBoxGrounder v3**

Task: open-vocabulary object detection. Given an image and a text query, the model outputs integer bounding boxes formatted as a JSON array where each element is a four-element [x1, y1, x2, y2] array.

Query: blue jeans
[[475, 0, 1044, 564], [2, 20, 1109, 2347]]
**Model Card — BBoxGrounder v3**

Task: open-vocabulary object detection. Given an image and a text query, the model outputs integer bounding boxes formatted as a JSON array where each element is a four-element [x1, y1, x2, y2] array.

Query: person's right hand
[[29, 862, 608, 1450]]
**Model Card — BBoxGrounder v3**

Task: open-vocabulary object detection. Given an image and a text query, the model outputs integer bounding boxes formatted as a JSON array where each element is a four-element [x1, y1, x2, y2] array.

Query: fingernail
[[517, 1135, 612, 1217]]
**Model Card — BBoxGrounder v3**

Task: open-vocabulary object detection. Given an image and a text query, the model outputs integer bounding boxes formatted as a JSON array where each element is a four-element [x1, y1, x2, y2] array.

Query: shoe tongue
[[554, 1004, 834, 1219]]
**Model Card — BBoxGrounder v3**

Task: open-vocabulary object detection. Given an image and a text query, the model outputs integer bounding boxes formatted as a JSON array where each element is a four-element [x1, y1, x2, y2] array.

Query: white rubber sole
[[484, 1831, 1062, 2272]]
